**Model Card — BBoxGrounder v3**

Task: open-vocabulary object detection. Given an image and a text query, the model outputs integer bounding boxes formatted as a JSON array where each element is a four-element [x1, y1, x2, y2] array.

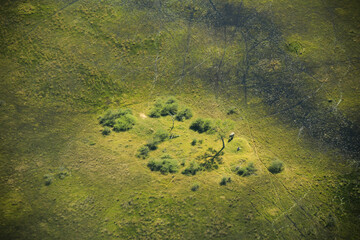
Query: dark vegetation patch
[[268, 160, 284, 174], [191, 183, 200, 191], [99, 109, 136, 132], [233, 162, 257, 177], [190, 118, 214, 133], [149, 97, 193, 122], [182, 161, 201, 176], [147, 155, 179, 174], [220, 176, 231, 186], [197, 147, 224, 170]]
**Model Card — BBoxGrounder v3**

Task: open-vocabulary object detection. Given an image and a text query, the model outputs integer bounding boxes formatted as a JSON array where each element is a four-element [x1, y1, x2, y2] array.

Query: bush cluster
[[182, 161, 201, 175], [147, 155, 179, 174], [99, 109, 136, 132], [189, 118, 213, 133], [233, 162, 257, 177], [220, 176, 232, 186], [149, 97, 179, 117], [268, 160, 284, 174], [148, 97, 193, 121]]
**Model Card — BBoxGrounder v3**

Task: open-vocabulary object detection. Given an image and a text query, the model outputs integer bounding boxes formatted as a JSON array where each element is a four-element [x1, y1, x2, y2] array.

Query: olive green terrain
[[0, 0, 359, 239]]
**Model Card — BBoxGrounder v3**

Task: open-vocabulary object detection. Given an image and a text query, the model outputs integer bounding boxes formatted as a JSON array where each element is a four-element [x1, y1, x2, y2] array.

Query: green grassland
[[0, 0, 360, 239]]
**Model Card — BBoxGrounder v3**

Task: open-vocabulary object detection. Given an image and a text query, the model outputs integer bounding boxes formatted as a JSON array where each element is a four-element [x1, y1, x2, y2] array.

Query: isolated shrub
[[176, 108, 193, 121], [136, 145, 150, 159], [182, 161, 201, 175], [147, 156, 179, 174], [268, 160, 284, 174], [44, 174, 53, 186], [220, 176, 232, 186], [190, 118, 213, 133], [234, 162, 256, 177], [227, 107, 237, 115], [191, 183, 200, 191], [113, 114, 136, 132], [191, 139, 197, 146], [154, 129, 169, 142], [102, 126, 111, 136]]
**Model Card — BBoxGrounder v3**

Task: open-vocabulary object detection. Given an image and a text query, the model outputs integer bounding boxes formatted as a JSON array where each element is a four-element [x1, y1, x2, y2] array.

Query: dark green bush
[[99, 108, 136, 132], [113, 114, 136, 132], [182, 161, 201, 175], [99, 109, 132, 127], [102, 126, 111, 136], [234, 162, 256, 177], [268, 160, 284, 174], [146, 139, 160, 150], [191, 139, 197, 146], [176, 108, 193, 121], [147, 156, 179, 174], [136, 145, 150, 159], [149, 97, 179, 117], [191, 183, 200, 191], [148, 107, 161, 118], [44, 174, 53, 186], [189, 118, 213, 133], [220, 176, 232, 186], [227, 107, 237, 115], [160, 102, 178, 116], [154, 129, 169, 142]]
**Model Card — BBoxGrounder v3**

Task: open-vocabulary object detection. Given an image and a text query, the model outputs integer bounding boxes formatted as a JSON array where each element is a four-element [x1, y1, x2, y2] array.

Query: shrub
[[234, 162, 256, 177], [99, 109, 132, 127], [160, 102, 178, 116], [176, 108, 193, 121], [154, 129, 169, 142], [190, 118, 213, 133], [191, 139, 197, 146], [191, 183, 200, 191], [136, 145, 150, 159], [146, 138, 160, 150], [148, 107, 161, 118], [147, 156, 179, 174], [44, 174, 53, 186], [182, 161, 201, 175], [220, 176, 232, 186], [268, 160, 284, 174], [227, 107, 237, 115], [113, 114, 136, 132], [102, 126, 111, 136]]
